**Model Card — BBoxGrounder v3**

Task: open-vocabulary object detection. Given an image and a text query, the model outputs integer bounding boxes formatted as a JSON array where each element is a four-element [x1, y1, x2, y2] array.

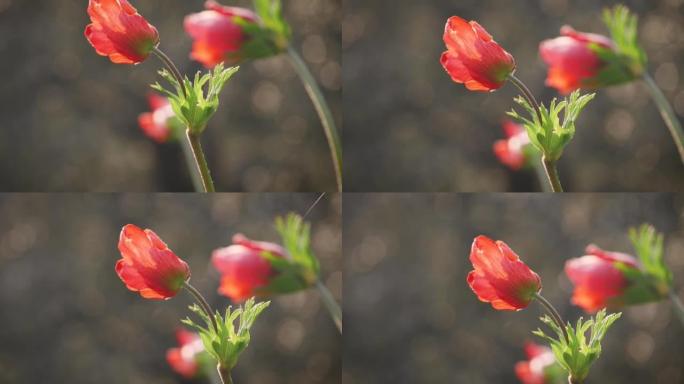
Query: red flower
[[84, 0, 160, 64], [515, 342, 557, 384], [166, 328, 205, 379], [116, 224, 190, 300], [565, 244, 639, 312], [467, 236, 542, 310], [138, 93, 175, 143], [184, 0, 258, 68], [539, 26, 614, 94], [493, 121, 531, 170], [440, 16, 516, 92], [212, 234, 287, 302]]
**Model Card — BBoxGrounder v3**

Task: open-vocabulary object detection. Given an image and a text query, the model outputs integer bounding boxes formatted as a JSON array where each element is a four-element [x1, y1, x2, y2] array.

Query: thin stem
[[541, 155, 564, 192], [533, 157, 552, 192], [152, 47, 187, 98], [185, 129, 216, 192], [287, 46, 342, 192], [534, 292, 568, 341], [669, 290, 684, 328], [508, 74, 543, 123], [569, 376, 583, 384], [183, 282, 218, 332], [217, 364, 233, 384], [316, 280, 342, 333], [179, 131, 205, 191], [643, 73, 684, 165]]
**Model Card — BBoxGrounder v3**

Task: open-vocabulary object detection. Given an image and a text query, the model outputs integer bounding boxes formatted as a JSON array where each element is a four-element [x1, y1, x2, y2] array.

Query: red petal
[[565, 255, 627, 312]]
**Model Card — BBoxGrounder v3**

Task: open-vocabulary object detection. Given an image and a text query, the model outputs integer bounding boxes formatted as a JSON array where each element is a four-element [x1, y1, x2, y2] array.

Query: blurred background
[[0, 0, 340, 191], [343, 0, 684, 191], [344, 194, 684, 383], [0, 193, 341, 383]]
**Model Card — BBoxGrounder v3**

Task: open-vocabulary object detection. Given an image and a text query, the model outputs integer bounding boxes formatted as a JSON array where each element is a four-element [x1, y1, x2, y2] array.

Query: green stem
[[217, 364, 233, 384], [508, 74, 543, 123], [669, 290, 684, 328], [185, 129, 216, 192], [183, 282, 218, 332], [152, 47, 187, 98], [179, 132, 205, 192], [542, 155, 564, 192], [569, 376, 583, 384], [533, 155, 552, 192], [534, 292, 568, 341], [643, 73, 684, 165], [316, 280, 342, 333], [287, 47, 342, 192]]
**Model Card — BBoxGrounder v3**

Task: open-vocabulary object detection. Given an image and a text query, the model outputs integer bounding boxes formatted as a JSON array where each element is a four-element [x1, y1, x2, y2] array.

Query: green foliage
[[533, 309, 622, 382], [590, 5, 647, 86], [182, 298, 270, 370], [255, 213, 320, 296], [507, 91, 595, 161], [152, 63, 239, 135], [235, 0, 291, 60]]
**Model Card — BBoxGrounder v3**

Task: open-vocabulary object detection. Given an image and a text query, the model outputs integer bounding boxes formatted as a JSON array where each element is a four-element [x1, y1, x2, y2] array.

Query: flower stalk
[[183, 282, 218, 331], [542, 156, 564, 192], [534, 292, 567, 341], [643, 73, 684, 165], [186, 130, 216, 192], [316, 280, 342, 333], [152, 48, 187, 98], [508, 74, 542, 123], [287, 46, 342, 191]]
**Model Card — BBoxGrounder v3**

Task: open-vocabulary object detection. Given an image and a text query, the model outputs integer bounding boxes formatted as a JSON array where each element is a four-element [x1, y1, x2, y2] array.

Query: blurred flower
[[115, 224, 190, 300], [212, 234, 287, 301], [166, 329, 206, 379], [565, 245, 640, 312], [493, 120, 532, 170], [440, 16, 515, 92], [137, 94, 177, 143], [84, 0, 160, 64], [539, 26, 614, 94], [515, 342, 559, 384], [184, 1, 258, 68], [467, 236, 542, 310]]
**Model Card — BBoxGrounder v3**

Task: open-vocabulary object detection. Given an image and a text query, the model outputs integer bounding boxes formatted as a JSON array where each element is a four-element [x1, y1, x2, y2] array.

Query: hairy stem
[[287, 47, 342, 191], [669, 290, 684, 328], [152, 47, 187, 98], [186, 129, 216, 193], [643, 73, 684, 165], [217, 364, 233, 384], [534, 292, 568, 341], [508, 74, 543, 123], [179, 132, 206, 191], [316, 280, 342, 333], [183, 282, 218, 332], [542, 155, 564, 192]]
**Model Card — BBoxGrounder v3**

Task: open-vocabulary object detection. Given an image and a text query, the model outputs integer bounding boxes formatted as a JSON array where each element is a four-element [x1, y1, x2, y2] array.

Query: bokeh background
[[344, 194, 684, 383], [0, 193, 341, 383], [0, 0, 340, 191], [343, 0, 684, 191]]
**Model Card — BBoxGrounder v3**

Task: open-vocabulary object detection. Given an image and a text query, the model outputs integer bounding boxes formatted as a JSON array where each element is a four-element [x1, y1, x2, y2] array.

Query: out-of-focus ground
[[0, 193, 341, 383], [344, 194, 684, 383], [343, 0, 684, 191], [0, 0, 340, 191]]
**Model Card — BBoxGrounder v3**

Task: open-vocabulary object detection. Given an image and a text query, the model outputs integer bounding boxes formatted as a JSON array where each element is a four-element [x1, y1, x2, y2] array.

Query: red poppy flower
[[494, 121, 531, 170], [184, 0, 258, 68], [467, 236, 542, 310], [138, 93, 175, 143], [166, 328, 205, 379], [440, 16, 516, 92], [539, 26, 615, 94], [212, 234, 287, 302], [116, 224, 190, 300], [515, 342, 557, 384], [565, 244, 639, 312], [84, 0, 160, 64]]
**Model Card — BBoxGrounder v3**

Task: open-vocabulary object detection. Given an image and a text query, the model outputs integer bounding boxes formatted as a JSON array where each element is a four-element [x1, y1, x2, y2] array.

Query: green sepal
[[233, 0, 291, 61], [181, 298, 270, 370], [254, 213, 321, 296], [507, 90, 595, 161], [533, 309, 621, 382], [151, 63, 239, 135], [589, 4, 647, 86]]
